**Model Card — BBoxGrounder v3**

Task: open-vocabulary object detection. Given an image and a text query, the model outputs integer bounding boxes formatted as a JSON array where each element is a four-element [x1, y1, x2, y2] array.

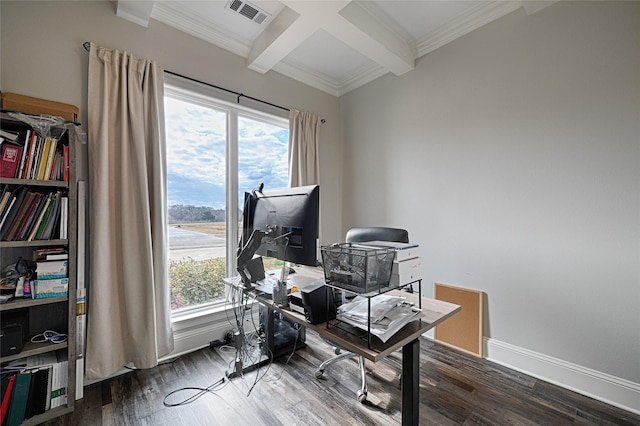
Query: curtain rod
[[83, 42, 325, 124]]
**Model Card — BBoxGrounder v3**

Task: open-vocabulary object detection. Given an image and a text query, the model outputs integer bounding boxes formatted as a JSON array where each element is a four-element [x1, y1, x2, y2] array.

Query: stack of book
[[0, 353, 68, 425], [0, 127, 69, 181], [0, 187, 68, 241], [34, 248, 69, 299]]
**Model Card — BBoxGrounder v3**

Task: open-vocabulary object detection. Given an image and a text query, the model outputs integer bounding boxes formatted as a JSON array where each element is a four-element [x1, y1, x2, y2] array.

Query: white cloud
[[165, 97, 289, 207]]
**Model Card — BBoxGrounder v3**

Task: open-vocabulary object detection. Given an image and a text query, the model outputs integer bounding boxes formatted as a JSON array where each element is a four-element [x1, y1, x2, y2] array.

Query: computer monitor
[[239, 184, 320, 269]]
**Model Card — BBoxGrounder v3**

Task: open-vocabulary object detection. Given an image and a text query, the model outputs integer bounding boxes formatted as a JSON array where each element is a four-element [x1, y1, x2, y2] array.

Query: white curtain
[[288, 109, 320, 186], [85, 43, 174, 379]]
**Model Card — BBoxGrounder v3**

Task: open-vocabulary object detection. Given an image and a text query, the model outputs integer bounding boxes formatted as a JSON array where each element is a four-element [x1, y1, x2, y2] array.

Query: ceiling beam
[[335, 1, 414, 75], [247, 6, 305, 74], [247, 0, 414, 76], [116, 0, 155, 28]]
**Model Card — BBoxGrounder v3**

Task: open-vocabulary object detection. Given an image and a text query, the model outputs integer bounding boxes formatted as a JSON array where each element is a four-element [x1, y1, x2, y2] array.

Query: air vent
[[225, 0, 270, 25]]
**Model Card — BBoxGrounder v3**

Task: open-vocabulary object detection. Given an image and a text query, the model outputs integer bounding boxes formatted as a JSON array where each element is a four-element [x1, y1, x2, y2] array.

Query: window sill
[[163, 299, 257, 361]]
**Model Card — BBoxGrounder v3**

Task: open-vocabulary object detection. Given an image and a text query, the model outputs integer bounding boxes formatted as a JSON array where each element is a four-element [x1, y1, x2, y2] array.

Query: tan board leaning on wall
[[0, 92, 79, 122], [434, 282, 484, 357]]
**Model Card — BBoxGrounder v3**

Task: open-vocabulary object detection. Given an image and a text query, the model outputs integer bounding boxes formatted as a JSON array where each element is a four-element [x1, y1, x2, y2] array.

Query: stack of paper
[[337, 294, 424, 343]]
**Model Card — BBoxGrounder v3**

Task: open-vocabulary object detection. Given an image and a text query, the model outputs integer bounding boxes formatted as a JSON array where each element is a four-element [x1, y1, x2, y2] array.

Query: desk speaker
[[301, 281, 336, 325]]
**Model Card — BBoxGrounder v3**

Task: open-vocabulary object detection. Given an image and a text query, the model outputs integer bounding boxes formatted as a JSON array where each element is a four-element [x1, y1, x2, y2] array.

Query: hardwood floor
[[46, 331, 639, 425]]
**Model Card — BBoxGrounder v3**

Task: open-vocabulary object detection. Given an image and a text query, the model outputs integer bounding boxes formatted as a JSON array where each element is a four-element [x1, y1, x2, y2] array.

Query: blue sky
[[165, 97, 289, 209]]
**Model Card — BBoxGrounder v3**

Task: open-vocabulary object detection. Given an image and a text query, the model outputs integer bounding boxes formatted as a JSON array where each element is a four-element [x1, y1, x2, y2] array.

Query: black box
[[301, 281, 336, 325], [1, 309, 28, 356]]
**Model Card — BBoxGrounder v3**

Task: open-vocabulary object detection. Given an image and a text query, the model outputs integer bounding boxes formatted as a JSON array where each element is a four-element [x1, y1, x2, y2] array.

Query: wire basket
[[321, 243, 396, 294]]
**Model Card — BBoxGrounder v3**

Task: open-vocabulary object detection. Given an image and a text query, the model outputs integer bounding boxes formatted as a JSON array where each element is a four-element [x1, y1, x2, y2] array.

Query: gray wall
[[340, 0, 639, 393], [0, 0, 343, 245]]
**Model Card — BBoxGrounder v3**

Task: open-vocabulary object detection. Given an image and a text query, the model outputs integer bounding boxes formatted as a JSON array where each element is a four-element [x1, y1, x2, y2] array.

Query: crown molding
[[272, 61, 341, 97], [272, 59, 388, 97], [335, 64, 389, 97], [414, 0, 522, 58], [152, 2, 251, 58]]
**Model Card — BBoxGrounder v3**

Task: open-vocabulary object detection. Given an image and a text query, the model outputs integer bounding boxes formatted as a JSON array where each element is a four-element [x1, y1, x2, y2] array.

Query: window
[[165, 81, 289, 314]]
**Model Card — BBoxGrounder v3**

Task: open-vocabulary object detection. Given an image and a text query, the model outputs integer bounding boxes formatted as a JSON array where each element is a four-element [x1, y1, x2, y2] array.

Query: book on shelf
[[48, 148, 62, 181], [0, 189, 65, 242], [31, 192, 56, 240], [0, 186, 28, 239], [0, 129, 19, 142], [3, 190, 37, 241], [35, 137, 51, 180], [2, 125, 67, 182], [26, 135, 42, 180], [0, 185, 12, 216], [60, 196, 68, 239], [5, 370, 31, 426], [27, 192, 54, 241], [43, 138, 58, 181], [4, 353, 68, 416], [16, 191, 45, 241], [16, 130, 30, 179], [44, 253, 68, 261], [33, 247, 67, 260], [24, 367, 50, 419], [0, 374, 17, 424], [50, 360, 68, 409], [40, 191, 62, 240], [0, 195, 17, 231], [1, 142, 23, 178], [23, 131, 37, 179]]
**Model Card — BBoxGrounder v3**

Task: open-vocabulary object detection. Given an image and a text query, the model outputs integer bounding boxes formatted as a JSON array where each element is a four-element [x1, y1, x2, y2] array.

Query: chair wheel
[[357, 390, 367, 403], [315, 370, 324, 379]]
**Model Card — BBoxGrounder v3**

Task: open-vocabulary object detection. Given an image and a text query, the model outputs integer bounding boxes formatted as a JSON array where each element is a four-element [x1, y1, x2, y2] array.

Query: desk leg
[[225, 305, 273, 379], [402, 338, 420, 426]]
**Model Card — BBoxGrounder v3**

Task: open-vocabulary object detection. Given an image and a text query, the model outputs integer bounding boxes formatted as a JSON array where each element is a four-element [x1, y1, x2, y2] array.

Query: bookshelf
[[1, 110, 77, 424]]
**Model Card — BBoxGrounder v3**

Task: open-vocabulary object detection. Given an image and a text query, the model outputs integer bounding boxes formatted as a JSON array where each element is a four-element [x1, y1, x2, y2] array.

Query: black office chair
[[315, 226, 409, 403]]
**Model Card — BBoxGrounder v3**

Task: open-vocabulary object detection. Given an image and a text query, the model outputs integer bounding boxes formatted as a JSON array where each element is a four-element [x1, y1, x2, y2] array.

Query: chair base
[[315, 351, 368, 403]]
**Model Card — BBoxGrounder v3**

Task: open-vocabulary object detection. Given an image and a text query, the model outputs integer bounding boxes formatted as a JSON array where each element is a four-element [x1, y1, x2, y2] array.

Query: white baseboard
[[484, 337, 640, 416]]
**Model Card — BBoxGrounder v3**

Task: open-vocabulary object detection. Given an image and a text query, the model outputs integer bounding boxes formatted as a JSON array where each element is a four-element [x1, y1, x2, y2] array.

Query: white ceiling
[[115, 0, 555, 96]]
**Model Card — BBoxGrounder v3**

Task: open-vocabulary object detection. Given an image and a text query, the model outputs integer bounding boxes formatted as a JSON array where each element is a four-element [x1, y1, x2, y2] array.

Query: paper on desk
[[337, 294, 405, 323], [337, 295, 424, 343]]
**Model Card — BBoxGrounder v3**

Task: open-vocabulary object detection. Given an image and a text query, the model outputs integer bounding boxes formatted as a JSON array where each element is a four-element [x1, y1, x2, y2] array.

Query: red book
[[0, 143, 23, 178], [0, 374, 17, 424]]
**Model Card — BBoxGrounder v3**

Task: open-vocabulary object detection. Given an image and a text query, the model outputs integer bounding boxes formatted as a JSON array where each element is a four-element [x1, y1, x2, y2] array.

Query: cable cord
[[264, 323, 301, 384], [30, 330, 67, 344], [163, 377, 228, 407]]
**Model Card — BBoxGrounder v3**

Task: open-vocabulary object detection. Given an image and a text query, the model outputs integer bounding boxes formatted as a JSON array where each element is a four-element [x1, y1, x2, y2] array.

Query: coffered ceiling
[[115, 0, 556, 96]]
